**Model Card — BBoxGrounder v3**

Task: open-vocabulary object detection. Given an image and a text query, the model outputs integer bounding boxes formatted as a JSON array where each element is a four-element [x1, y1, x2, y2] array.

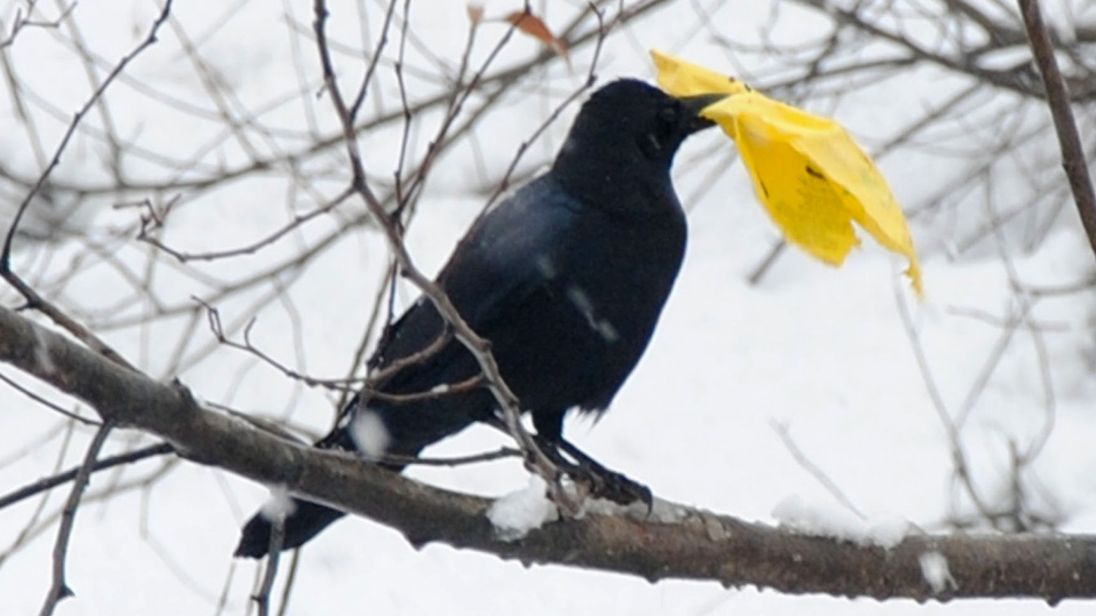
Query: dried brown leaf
[[504, 10, 569, 61]]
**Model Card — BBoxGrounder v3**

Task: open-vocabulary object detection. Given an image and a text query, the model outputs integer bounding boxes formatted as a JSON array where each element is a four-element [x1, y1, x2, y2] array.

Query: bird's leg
[[549, 437, 653, 508], [483, 416, 652, 507]]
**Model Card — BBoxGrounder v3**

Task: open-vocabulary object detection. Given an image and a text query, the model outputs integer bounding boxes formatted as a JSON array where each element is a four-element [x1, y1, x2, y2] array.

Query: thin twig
[[311, 0, 571, 508], [984, 186, 1057, 475], [134, 187, 354, 263], [252, 511, 285, 616], [0, 0, 669, 204], [746, 240, 787, 286], [0, 420, 76, 568], [214, 555, 236, 616], [0, 441, 173, 511], [275, 548, 301, 616], [894, 287, 995, 522], [771, 421, 865, 520], [349, 0, 398, 119], [475, 4, 608, 221], [38, 422, 114, 616], [0, 370, 99, 425], [0, 1, 73, 49], [0, 0, 175, 370], [382, 446, 520, 467], [199, 300, 490, 403], [335, 263, 397, 412]]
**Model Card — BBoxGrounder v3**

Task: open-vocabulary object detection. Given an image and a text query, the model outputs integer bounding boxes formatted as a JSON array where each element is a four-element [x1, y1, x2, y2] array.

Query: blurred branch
[[0, 0, 667, 202], [133, 187, 354, 263], [1017, 0, 1096, 260], [38, 421, 112, 616], [0, 0, 175, 371], [0, 1, 74, 49], [0, 371, 99, 425], [786, 0, 1096, 101], [2, 303, 1096, 601], [0, 420, 76, 569], [771, 421, 865, 520], [0, 441, 174, 511], [895, 285, 998, 525], [253, 510, 284, 616]]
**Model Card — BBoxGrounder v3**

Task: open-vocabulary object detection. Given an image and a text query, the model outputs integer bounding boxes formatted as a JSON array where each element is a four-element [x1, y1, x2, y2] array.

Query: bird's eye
[[656, 105, 679, 133], [638, 104, 681, 159]]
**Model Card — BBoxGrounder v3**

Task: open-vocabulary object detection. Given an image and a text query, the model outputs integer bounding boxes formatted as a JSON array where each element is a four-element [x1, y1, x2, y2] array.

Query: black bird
[[235, 79, 723, 558]]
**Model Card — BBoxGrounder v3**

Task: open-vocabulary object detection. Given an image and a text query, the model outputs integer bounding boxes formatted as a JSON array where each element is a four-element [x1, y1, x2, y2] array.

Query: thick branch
[[1, 305, 1095, 601]]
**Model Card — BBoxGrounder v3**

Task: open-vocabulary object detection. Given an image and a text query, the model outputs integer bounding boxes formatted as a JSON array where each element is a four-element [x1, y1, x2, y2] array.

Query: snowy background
[[1, 0, 1095, 614]]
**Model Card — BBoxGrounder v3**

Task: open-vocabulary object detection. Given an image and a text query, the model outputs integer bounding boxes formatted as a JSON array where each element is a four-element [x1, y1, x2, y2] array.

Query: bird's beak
[[678, 93, 728, 134]]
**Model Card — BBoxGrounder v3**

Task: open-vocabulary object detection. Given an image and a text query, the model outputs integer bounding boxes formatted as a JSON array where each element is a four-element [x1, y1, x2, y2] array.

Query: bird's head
[[552, 79, 725, 204]]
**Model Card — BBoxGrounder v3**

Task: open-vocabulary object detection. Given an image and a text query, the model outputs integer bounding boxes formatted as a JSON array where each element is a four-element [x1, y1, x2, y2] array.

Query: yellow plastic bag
[[653, 50, 923, 296]]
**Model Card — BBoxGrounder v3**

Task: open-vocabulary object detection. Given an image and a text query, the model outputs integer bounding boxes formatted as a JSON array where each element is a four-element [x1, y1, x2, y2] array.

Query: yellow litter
[[653, 50, 923, 296]]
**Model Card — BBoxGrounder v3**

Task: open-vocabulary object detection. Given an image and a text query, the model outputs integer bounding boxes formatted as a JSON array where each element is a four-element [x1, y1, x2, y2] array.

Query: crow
[[235, 79, 723, 558]]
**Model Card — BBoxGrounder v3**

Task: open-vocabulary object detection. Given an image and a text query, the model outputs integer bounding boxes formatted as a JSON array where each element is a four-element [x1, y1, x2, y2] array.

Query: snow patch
[[772, 495, 863, 543], [349, 410, 390, 460], [772, 495, 910, 548], [259, 485, 295, 522], [487, 476, 559, 541], [864, 513, 913, 549], [918, 551, 957, 594], [579, 496, 688, 524]]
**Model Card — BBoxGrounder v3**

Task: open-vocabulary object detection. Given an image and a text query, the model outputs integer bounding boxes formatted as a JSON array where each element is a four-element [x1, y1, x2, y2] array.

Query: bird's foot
[[533, 436, 653, 509], [570, 464, 652, 508]]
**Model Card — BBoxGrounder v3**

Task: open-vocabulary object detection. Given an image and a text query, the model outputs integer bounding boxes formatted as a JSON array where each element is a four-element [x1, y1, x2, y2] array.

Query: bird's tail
[[232, 395, 466, 558], [234, 498, 345, 558], [234, 423, 359, 559]]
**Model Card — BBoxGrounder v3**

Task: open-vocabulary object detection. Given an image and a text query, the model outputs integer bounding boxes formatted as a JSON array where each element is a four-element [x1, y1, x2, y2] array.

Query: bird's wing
[[368, 175, 579, 374]]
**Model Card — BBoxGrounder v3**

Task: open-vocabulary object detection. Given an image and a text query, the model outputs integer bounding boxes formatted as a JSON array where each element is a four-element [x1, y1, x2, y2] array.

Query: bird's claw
[[567, 464, 653, 509], [594, 469, 653, 509], [532, 435, 654, 510]]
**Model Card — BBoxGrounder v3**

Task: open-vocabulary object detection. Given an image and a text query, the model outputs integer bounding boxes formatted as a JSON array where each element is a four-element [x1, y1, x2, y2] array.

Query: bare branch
[[0, 0, 175, 370], [275, 549, 301, 616], [0, 420, 76, 568], [38, 422, 113, 616], [310, 0, 570, 509], [771, 421, 865, 520], [0, 441, 173, 511], [0, 1, 74, 49], [134, 187, 354, 263], [1017, 0, 1096, 260], [253, 507, 285, 616], [0, 370, 99, 425]]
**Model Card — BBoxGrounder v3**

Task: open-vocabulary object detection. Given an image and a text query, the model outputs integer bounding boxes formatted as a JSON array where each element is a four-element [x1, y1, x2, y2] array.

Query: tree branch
[[1017, 0, 1096, 260], [38, 421, 113, 616], [0, 441, 173, 511], [0, 0, 173, 372], [310, 0, 570, 508], [1, 304, 1094, 602]]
